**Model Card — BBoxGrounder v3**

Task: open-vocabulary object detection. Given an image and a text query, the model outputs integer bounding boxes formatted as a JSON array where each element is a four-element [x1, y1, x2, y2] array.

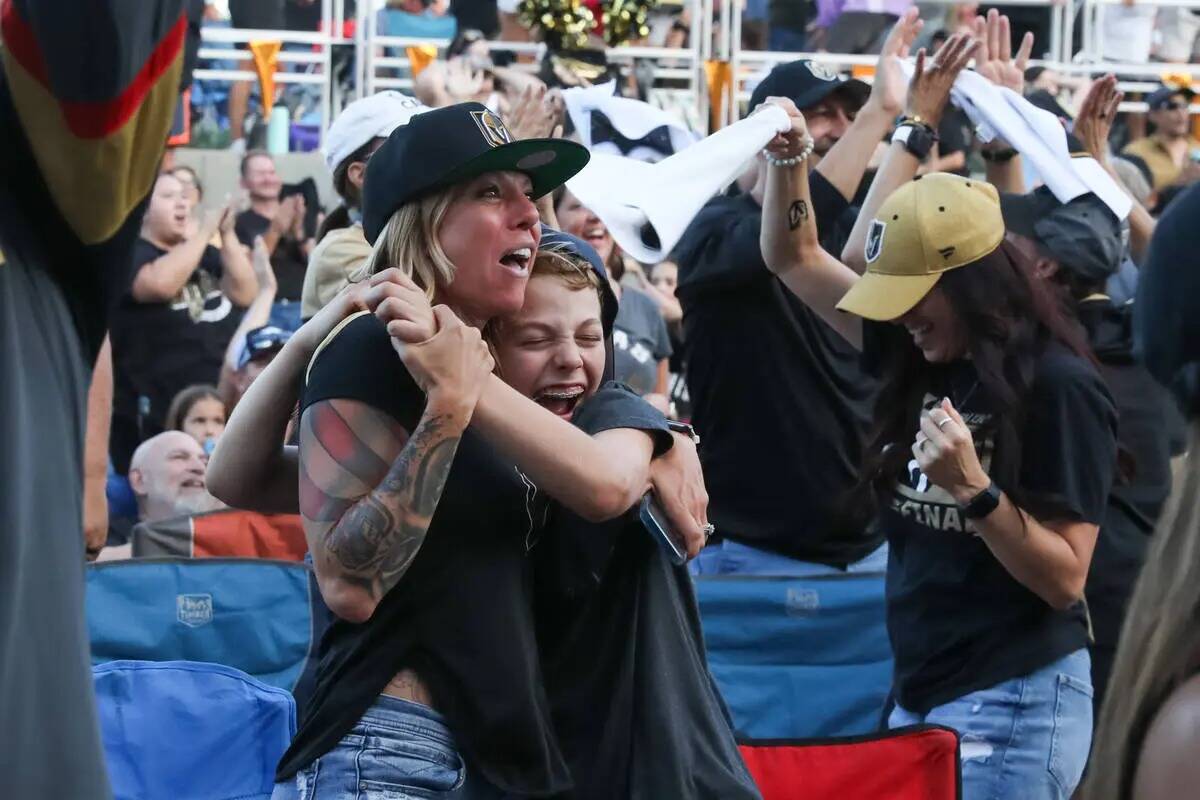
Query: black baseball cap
[[1147, 85, 1195, 111], [540, 228, 618, 333], [237, 325, 291, 370], [1001, 188, 1122, 282], [746, 60, 869, 116], [362, 102, 590, 243]]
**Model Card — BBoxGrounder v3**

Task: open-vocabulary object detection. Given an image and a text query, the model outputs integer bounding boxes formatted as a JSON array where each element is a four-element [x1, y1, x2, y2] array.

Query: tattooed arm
[[298, 309, 494, 623], [758, 97, 862, 349]]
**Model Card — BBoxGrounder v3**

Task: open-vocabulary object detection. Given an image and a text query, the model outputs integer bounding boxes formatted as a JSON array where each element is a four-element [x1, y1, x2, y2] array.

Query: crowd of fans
[[5, 0, 1200, 798]]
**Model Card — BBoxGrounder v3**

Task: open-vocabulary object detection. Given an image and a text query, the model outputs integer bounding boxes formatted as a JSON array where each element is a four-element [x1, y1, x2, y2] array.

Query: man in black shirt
[[234, 150, 314, 316], [677, 15, 923, 575]]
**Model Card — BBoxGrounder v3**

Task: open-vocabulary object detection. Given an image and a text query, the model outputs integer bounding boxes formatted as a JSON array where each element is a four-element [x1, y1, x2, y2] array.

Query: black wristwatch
[[961, 480, 1002, 520], [980, 147, 1018, 162], [666, 420, 700, 445], [892, 123, 938, 161]]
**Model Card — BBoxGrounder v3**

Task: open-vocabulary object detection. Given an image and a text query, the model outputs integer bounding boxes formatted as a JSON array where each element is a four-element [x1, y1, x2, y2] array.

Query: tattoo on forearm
[[787, 200, 809, 231], [302, 403, 461, 602]]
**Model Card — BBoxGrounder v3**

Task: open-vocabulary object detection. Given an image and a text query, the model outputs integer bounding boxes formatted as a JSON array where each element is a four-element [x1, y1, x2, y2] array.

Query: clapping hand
[[506, 85, 558, 141], [972, 9, 1033, 94], [445, 59, 487, 103], [905, 31, 979, 128], [865, 8, 924, 120], [1074, 74, 1122, 164]]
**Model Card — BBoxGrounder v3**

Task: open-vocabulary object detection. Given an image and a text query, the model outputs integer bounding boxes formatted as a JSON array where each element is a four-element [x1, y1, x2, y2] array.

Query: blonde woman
[[234, 104, 710, 799]]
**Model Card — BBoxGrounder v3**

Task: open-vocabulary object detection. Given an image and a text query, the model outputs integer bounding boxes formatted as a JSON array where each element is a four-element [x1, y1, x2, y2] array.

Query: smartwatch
[[961, 480, 1002, 520], [892, 123, 938, 161]]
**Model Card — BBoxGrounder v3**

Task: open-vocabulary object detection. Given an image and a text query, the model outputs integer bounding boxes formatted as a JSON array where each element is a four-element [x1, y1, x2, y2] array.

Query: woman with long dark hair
[[757, 78, 1118, 800]]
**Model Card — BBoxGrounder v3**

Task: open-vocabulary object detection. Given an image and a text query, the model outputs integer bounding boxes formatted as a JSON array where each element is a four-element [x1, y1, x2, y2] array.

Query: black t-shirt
[[109, 238, 243, 471], [277, 312, 571, 797], [863, 323, 1118, 713], [1078, 298, 1176, 648], [673, 171, 883, 565], [534, 384, 760, 800], [235, 209, 308, 302]]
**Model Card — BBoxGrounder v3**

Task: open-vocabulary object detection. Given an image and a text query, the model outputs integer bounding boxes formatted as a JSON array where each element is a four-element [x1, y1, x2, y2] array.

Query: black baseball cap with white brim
[[362, 102, 591, 244]]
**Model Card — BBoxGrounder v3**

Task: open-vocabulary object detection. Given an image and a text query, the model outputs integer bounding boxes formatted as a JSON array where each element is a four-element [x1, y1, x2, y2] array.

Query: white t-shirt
[[1100, 6, 1156, 63]]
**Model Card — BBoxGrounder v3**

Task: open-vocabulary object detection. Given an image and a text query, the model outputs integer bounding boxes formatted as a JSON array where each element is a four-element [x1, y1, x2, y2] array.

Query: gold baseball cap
[[836, 173, 1005, 321]]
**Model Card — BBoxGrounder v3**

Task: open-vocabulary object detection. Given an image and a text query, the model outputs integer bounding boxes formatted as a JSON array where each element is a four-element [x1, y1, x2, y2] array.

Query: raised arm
[[208, 269, 433, 513], [216, 200, 258, 306], [131, 208, 223, 302], [758, 98, 862, 348], [843, 33, 979, 271], [815, 9, 921, 201], [1075, 74, 1156, 263], [300, 308, 492, 622], [973, 11, 1030, 195], [217, 235, 276, 406]]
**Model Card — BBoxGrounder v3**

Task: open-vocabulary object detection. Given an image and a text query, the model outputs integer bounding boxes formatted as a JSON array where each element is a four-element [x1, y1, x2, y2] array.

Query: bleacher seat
[[94, 660, 295, 800], [87, 558, 322, 694], [738, 724, 961, 800], [696, 572, 893, 738], [131, 509, 308, 561]]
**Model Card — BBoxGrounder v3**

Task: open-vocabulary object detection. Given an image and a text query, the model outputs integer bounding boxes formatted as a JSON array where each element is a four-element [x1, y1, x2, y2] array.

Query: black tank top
[[275, 312, 571, 797]]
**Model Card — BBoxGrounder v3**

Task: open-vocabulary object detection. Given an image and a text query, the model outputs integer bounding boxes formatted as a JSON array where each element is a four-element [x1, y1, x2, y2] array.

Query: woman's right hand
[[759, 96, 812, 161], [396, 306, 495, 425], [366, 267, 438, 344], [904, 31, 979, 128]]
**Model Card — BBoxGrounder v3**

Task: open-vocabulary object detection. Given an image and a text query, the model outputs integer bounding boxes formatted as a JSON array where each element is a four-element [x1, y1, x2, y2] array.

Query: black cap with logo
[[362, 102, 591, 243], [1147, 84, 1195, 111], [746, 60, 869, 116]]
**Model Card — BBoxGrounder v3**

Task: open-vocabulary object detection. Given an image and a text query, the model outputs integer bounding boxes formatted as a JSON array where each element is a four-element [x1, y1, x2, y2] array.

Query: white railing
[[190, 0, 1199, 147]]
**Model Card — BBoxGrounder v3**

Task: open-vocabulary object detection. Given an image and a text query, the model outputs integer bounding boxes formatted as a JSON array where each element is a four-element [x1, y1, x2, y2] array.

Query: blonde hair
[[358, 187, 459, 299], [1084, 422, 1200, 800]]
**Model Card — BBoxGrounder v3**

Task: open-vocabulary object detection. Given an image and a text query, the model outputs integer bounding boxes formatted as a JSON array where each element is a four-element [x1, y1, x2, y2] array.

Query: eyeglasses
[[1156, 99, 1188, 112]]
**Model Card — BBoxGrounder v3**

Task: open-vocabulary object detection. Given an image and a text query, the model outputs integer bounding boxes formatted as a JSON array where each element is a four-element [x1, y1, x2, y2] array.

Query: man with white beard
[[98, 431, 224, 560]]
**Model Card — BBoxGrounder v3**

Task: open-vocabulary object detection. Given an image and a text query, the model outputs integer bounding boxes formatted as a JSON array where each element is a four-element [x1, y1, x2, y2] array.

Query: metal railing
[[188, 0, 1198, 148]]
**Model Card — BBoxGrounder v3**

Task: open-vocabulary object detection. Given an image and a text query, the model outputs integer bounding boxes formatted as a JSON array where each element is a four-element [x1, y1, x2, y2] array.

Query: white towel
[[900, 63, 1131, 220], [563, 81, 700, 161], [565, 104, 791, 264]]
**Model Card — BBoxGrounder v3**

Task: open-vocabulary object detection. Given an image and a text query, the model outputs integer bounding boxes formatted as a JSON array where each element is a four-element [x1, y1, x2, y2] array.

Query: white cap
[[321, 91, 432, 174]]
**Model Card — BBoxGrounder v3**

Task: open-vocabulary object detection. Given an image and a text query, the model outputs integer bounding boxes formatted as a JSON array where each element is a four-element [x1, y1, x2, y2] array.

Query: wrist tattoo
[[788, 200, 809, 231]]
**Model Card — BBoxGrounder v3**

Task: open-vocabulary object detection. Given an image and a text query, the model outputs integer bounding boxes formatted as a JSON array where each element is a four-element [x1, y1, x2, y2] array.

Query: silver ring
[[936, 417, 953, 429], [702, 523, 716, 539]]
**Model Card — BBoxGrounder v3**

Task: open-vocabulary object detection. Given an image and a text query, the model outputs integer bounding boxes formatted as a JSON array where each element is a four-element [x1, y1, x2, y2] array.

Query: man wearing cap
[[1004, 188, 1182, 720], [674, 16, 922, 577], [1122, 84, 1200, 192], [301, 92, 431, 321], [225, 324, 292, 411]]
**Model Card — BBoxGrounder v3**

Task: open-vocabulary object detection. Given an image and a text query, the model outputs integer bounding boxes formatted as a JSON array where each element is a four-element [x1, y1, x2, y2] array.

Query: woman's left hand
[[911, 398, 991, 505], [648, 432, 710, 559]]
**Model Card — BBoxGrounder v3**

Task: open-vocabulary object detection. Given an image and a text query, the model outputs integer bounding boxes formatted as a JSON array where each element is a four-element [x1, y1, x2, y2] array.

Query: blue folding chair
[[87, 558, 328, 697], [696, 572, 894, 739], [94, 660, 295, 800]]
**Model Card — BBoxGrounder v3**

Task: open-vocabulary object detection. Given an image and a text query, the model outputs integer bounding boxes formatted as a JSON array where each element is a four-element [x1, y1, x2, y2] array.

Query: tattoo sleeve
[[300, 399, 462, 604]]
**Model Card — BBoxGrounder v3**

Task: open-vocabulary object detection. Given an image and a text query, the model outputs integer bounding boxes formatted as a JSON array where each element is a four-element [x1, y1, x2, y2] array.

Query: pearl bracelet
[[763, 138, 815, 167]]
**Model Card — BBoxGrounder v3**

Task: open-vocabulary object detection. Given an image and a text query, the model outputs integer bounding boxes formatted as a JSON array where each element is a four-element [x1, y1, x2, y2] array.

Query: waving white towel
[[565, 104, 791, 264]]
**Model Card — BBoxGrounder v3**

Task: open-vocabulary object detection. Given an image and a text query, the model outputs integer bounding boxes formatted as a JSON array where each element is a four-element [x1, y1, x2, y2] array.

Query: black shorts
[[229, 0, 285, 29]]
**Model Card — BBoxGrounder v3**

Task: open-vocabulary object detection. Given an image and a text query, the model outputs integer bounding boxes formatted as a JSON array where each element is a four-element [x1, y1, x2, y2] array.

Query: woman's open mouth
[[499, 247, 532, 276]]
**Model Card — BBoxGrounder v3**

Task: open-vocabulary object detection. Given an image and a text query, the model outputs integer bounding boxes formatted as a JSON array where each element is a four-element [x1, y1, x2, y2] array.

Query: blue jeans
[[272, 696, 504, 799], [769, 27, 807, 52], [888, 649, 1093, 800], [689, 538, 888, 577]]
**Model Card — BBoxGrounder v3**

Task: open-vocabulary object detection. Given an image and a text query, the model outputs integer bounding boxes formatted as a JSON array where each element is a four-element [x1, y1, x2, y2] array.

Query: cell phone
[[640, 494, 687, 566]]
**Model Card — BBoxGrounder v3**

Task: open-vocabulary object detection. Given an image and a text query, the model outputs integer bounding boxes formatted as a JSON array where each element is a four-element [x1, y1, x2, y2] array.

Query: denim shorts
[[889, 648, 1093, 800], [272, 696, 468, 800]]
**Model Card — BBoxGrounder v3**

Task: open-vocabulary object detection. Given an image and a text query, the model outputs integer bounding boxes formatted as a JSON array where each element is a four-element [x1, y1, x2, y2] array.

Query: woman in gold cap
[[755, 36, 1118, 800]]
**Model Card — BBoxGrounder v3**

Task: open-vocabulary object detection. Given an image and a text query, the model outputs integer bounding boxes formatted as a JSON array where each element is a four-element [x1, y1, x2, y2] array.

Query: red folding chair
[[738, 724, 961, 800]]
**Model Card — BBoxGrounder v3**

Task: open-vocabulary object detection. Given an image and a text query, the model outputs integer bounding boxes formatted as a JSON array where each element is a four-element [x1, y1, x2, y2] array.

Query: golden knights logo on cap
[[865, 220, 886, 263], [472, 109, 513, 148], [807, 62, 839, 82]]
